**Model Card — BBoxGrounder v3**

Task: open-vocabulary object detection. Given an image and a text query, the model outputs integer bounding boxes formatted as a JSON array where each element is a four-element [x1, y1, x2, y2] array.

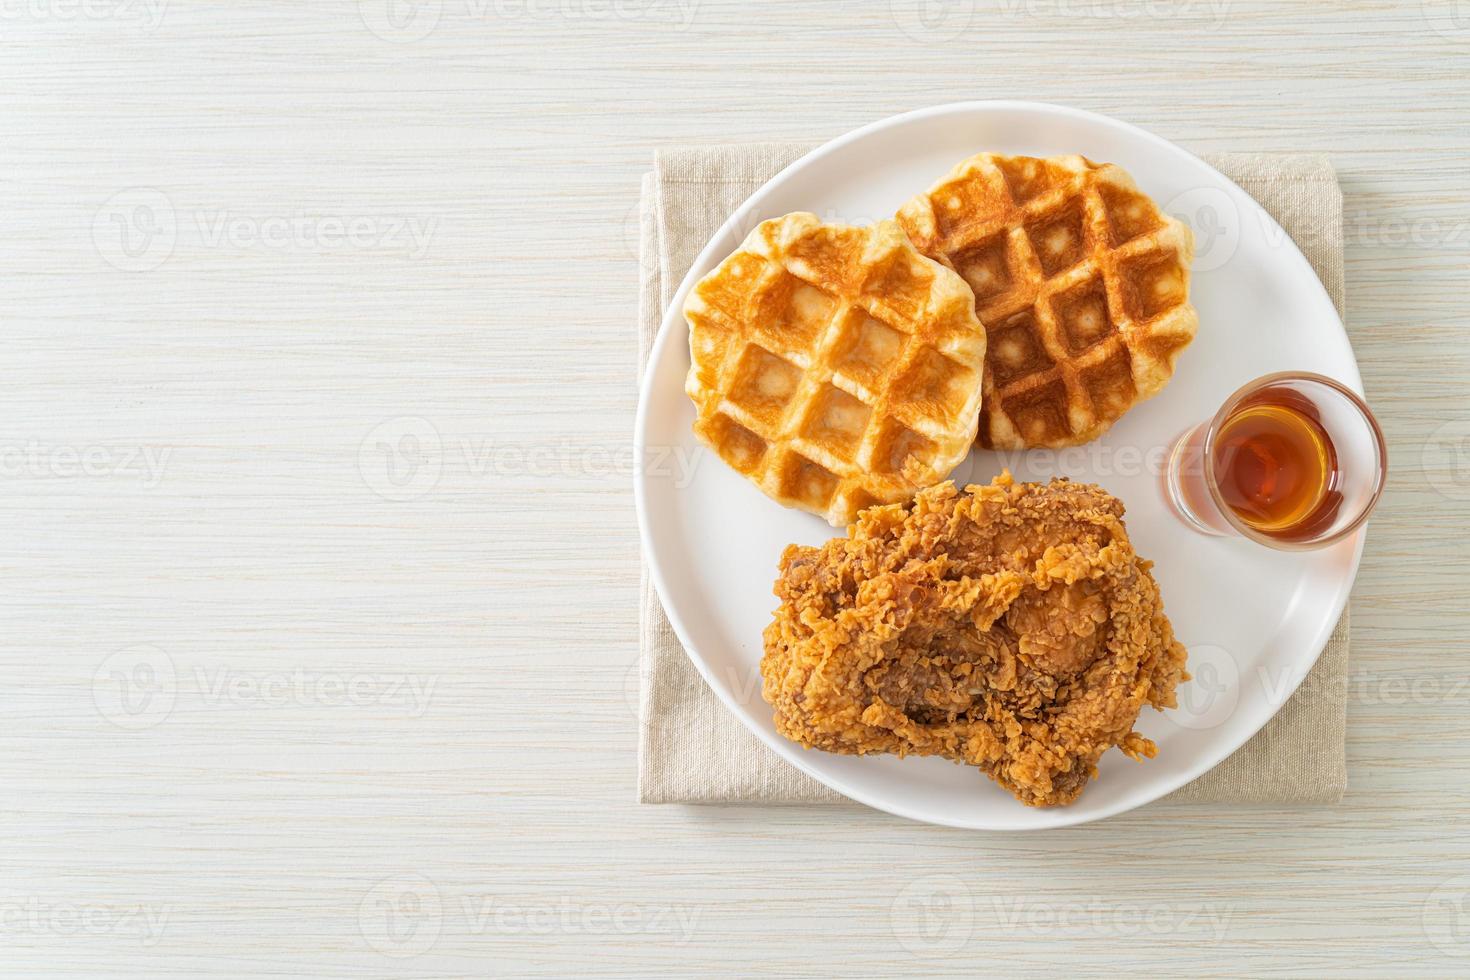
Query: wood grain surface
[[1, 1, 1467, 975]]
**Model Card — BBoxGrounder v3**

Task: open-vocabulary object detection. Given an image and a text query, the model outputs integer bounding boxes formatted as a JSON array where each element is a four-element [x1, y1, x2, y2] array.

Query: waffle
[[897, 154, 1198, 449], [683, 213, 986, 526]]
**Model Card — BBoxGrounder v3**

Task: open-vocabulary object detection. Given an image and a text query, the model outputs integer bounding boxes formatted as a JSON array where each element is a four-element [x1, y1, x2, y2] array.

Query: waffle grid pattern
[[898, 154, 1198, 449], [684, 214, 986, 525]]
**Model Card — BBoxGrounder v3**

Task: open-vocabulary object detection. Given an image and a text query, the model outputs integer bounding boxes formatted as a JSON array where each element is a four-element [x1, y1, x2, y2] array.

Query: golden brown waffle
[[683, 213, 986, 526], [898, 154, 1198, 449]]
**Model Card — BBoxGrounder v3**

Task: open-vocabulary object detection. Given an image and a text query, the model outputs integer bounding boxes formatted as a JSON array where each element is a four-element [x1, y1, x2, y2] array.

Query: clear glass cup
[[1164, 372, 1387, 551]]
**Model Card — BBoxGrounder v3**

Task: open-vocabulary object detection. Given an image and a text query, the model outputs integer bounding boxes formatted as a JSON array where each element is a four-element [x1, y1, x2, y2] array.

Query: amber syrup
[[1211, 388, 1343, 541]]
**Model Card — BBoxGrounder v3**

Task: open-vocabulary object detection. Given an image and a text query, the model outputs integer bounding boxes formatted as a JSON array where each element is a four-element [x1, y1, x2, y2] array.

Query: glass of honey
[[1164, 372, 1387, 550]]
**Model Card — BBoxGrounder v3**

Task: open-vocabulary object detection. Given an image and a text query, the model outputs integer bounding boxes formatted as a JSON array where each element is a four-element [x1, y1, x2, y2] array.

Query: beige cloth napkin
[[638, 144, 1350, 807]]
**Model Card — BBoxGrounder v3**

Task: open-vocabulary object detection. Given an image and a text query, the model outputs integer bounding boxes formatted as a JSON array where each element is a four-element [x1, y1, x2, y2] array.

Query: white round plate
[[635, 102, 1363, 830]]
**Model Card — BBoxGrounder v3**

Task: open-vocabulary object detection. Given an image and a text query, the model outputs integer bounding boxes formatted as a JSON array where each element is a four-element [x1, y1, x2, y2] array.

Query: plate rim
[[634, 100, 1364, 830]]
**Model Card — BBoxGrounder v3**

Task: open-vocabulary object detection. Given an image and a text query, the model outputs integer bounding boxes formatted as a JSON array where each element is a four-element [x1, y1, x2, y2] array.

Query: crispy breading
[[760, 473, 1189, 807]]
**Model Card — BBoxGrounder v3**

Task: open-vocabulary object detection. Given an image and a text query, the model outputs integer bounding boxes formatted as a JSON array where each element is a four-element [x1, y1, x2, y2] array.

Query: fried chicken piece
[[760, 472, 1189, 807]]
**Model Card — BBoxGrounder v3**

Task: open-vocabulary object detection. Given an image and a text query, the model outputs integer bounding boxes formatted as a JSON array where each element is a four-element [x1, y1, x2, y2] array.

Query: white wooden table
[[2, 2, 1468, 974]]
